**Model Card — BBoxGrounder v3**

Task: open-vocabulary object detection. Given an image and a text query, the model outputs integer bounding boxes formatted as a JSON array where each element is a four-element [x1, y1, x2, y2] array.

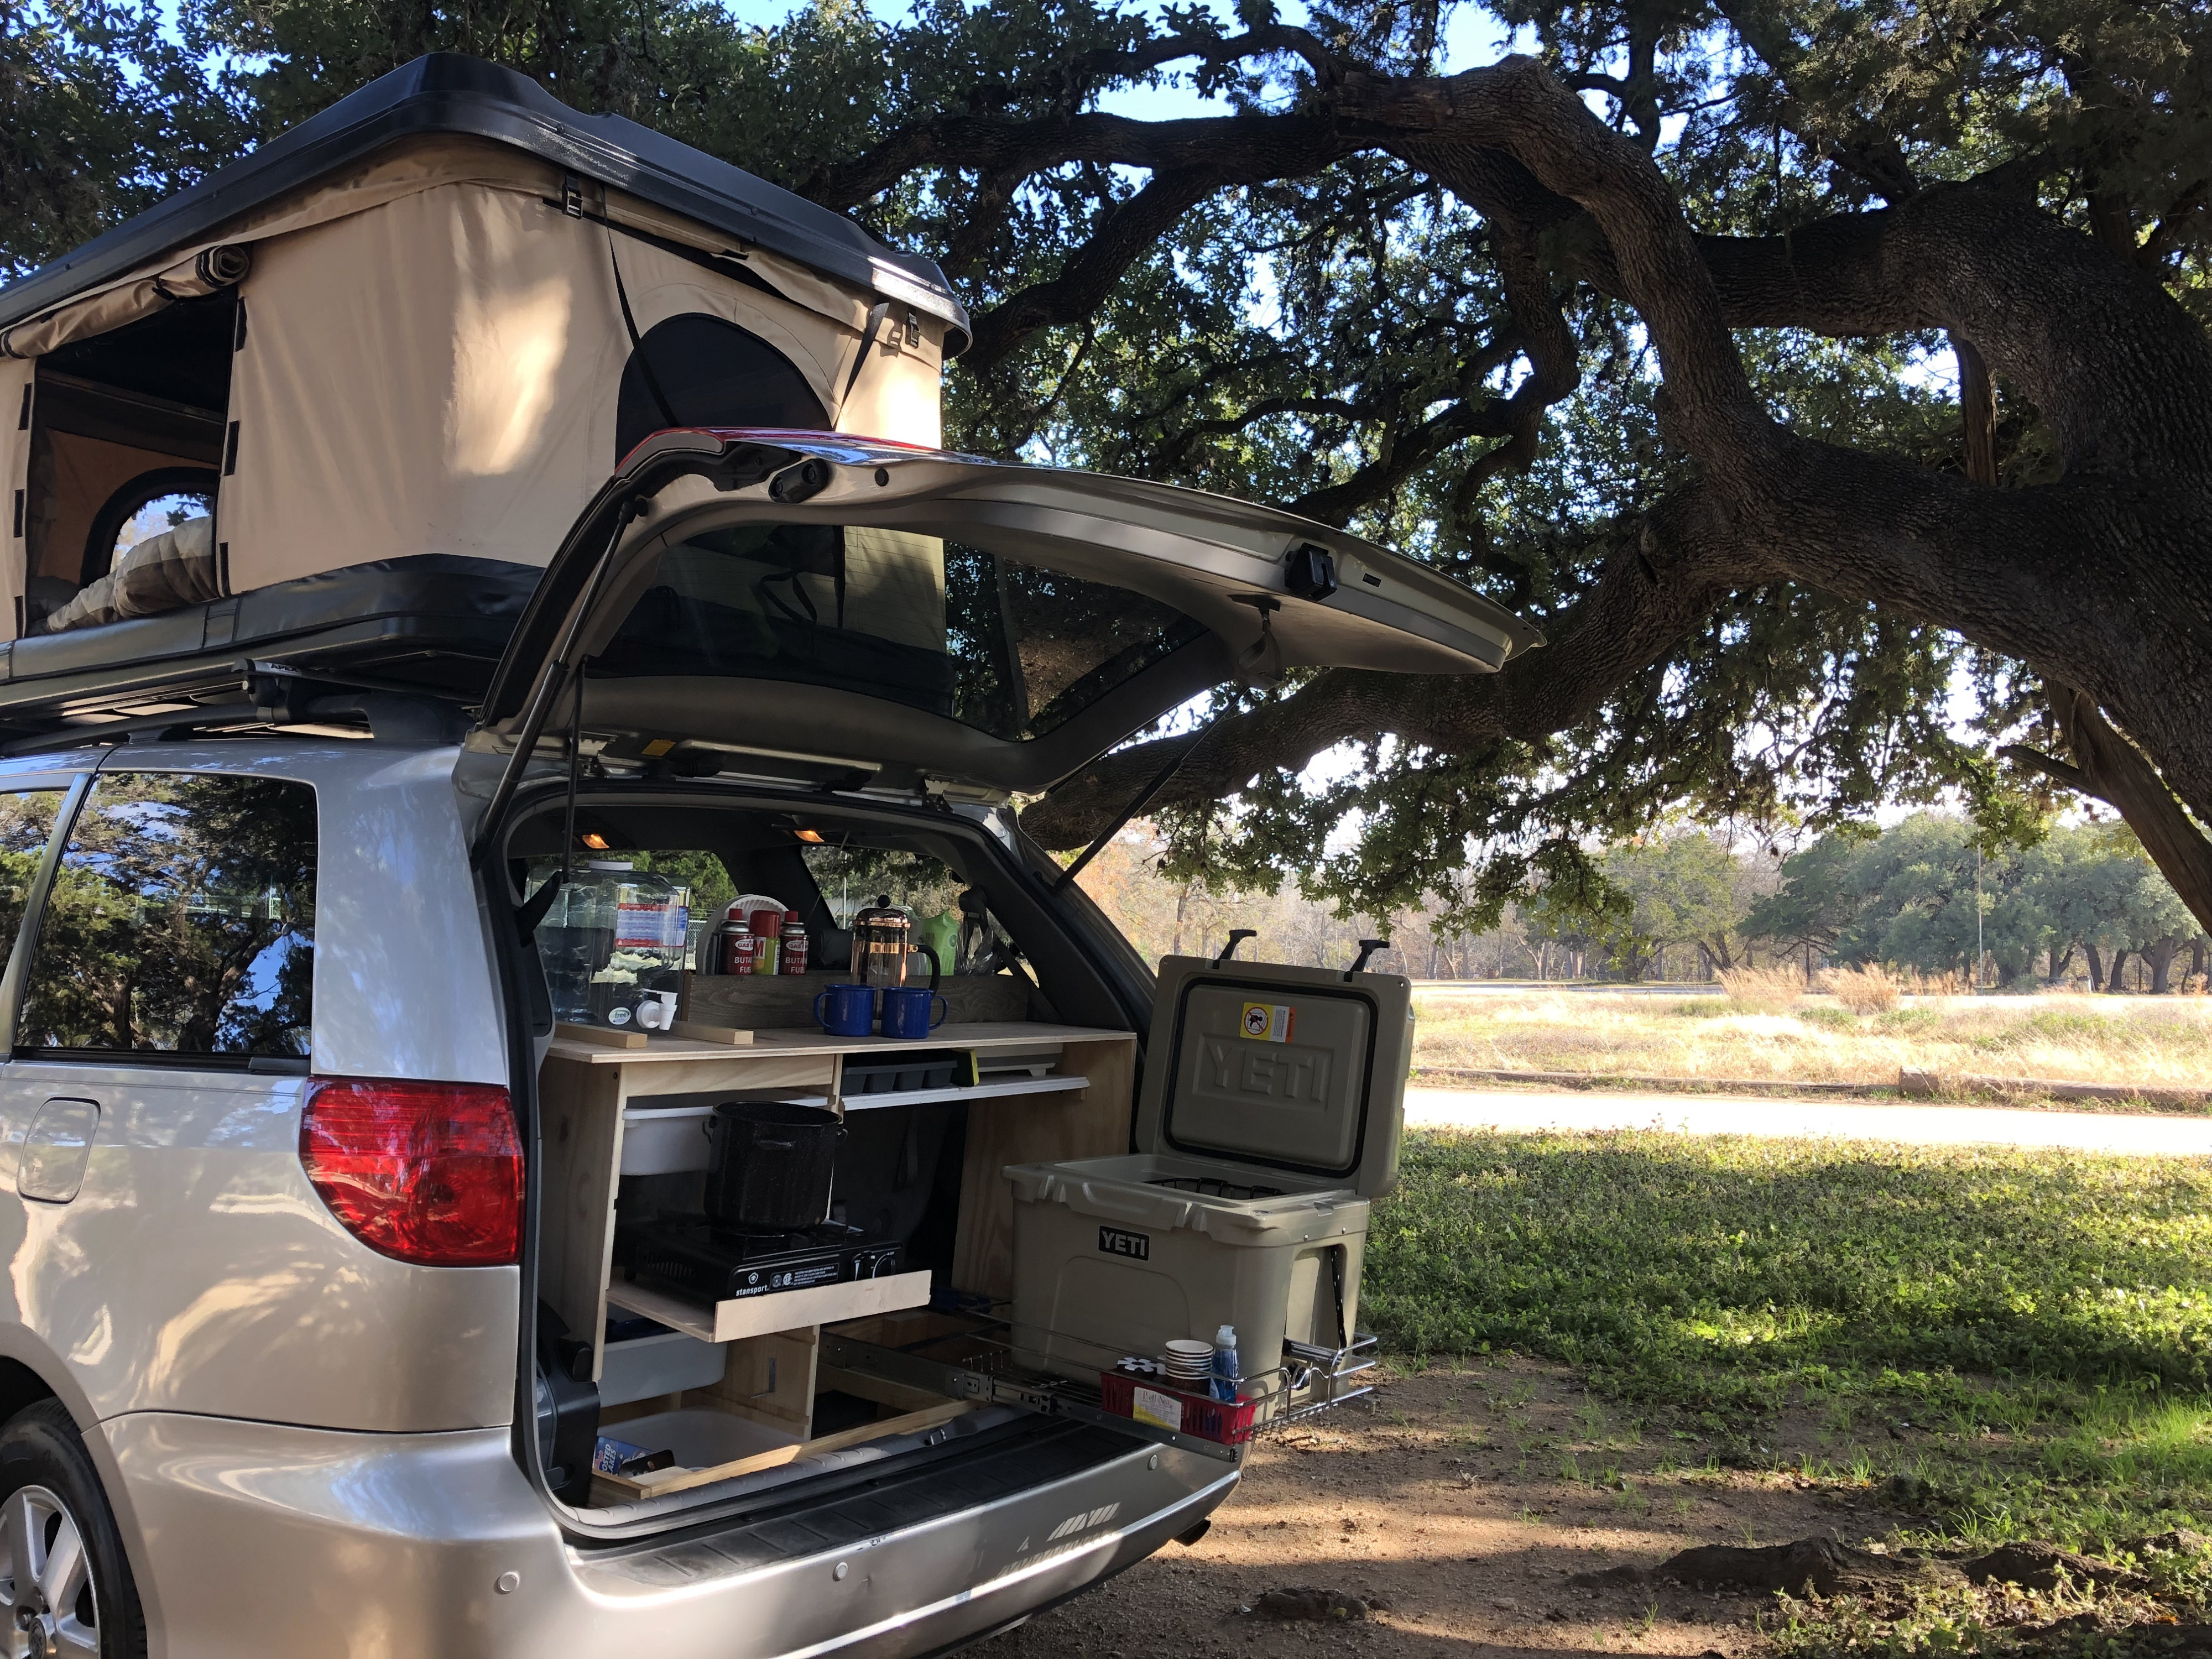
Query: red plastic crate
[[1098, 1369, 1256, 1445]]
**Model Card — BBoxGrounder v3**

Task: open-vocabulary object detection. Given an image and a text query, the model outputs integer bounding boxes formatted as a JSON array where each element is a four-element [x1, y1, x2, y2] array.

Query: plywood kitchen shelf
[[544, 1020, 1129, 1066], [606, 1269, 935, 1344], [538, 1020, 1138, 1385]]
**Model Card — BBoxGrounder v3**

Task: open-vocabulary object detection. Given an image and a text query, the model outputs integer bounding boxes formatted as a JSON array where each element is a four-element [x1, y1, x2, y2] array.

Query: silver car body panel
[[0, 730, 1253, 1650], [106, 1410, 1235, 1659], [0, 742, 517, 1434]]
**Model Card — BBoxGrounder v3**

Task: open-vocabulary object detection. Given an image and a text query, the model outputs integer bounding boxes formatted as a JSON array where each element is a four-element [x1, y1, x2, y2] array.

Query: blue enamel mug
[[813, 983, 877, 1037], [879, 987, 948, 1040]]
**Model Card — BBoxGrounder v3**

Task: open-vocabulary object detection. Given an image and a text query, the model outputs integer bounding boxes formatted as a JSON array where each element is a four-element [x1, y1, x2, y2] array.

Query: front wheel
[[0, 1401, 145, 1657]]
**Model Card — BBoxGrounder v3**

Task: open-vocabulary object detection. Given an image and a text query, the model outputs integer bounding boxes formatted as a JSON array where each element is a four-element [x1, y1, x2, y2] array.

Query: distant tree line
[[1513, 815, 2203, 992], [1746, 817, 2202, 993], [1077, 814, 2203, 992]]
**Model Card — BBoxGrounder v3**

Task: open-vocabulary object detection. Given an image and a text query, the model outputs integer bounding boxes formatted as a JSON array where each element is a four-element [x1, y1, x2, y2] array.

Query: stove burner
[[614, 1217, 901, 1301]]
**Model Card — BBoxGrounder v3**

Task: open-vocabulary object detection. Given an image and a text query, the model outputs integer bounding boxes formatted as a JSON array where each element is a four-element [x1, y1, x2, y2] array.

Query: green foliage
[[1751, 813, 2203, 980], [1369, 1130, 2212, 1396], [0, 2, 248, 274], [9, 0, 2209, 915], [1367, 1128, 2212, 1544], [1598, 832, 1750, 974]]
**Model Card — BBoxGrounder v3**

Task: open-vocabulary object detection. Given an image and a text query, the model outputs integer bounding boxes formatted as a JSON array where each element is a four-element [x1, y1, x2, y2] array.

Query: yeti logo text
[[1201, 1035, 1331, 1103], [1098, 1225, 1149, 1260]]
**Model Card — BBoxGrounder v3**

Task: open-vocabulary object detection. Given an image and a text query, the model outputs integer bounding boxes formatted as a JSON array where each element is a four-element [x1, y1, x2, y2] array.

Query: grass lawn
[[1365, 1129, 2212, 1569], [1410, 988, 2212, 1097]]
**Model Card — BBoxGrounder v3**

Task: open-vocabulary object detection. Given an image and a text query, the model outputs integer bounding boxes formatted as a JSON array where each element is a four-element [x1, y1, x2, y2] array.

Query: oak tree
[[11, 0, 2210, 930]]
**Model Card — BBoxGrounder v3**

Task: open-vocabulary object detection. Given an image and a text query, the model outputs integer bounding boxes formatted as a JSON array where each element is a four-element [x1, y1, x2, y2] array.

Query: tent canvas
[[0, 56, 958, 648]]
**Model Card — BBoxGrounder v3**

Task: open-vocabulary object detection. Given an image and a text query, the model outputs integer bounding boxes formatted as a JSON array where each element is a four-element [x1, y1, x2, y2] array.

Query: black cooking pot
[[703, 1100, 843, 1230]]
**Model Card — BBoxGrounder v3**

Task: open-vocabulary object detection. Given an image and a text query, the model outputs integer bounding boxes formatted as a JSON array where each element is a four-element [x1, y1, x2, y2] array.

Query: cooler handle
[[1074, 1182, 1195, 1227]]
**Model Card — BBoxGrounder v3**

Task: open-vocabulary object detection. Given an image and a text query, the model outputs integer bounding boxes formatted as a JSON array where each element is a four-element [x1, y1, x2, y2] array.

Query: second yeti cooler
[[1006, 953, 1412, 1407]]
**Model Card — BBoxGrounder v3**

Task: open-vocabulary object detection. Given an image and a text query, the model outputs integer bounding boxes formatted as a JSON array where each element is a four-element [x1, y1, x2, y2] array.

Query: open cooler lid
[[472, 430, 1543, 801], [1133, 955, 1415, 1199]]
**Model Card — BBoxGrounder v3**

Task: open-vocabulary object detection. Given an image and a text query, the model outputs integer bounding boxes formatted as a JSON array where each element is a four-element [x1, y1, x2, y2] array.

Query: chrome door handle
[[19, 1098, 100, 1204]]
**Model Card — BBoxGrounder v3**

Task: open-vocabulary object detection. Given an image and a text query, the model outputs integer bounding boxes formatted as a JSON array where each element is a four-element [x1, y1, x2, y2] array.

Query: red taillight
[[300, 1078, 523, 1266]]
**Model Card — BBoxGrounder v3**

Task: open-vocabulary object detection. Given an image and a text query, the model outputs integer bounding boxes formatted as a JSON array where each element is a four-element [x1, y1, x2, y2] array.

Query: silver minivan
[[0, 422, 1535, 1657]]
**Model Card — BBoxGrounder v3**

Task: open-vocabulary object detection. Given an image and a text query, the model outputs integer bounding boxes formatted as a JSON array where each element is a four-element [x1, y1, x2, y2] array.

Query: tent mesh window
[[615, 314, 828, 460], [26, 293, 236, 630]]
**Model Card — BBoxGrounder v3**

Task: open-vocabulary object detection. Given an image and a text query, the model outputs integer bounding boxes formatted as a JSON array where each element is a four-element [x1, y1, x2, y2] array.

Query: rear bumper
[[103, 1410, 1237, 1659]]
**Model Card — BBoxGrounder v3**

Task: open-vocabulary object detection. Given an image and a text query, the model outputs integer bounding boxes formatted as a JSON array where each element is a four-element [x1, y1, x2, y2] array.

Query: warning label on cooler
[[1240, 1001, 1295, 1042]]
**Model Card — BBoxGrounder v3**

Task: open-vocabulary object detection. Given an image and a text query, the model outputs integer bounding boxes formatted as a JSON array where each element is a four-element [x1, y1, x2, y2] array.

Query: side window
[[18, 773, 316, 1060], [0, 790, 65, 959]]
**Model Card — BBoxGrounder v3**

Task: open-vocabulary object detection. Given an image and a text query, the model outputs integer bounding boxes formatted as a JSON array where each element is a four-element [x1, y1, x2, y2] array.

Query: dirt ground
[[980, 1361, 1902, 1659]]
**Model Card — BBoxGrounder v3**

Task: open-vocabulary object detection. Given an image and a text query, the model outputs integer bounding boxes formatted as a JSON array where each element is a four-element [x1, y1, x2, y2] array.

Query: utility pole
[[1975, 843, 1985, 993]]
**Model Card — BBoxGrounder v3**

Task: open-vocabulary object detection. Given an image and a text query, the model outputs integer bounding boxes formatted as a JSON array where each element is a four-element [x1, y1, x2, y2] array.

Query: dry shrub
[[2185, 974, 2210, 997], [1823, 964, 1901, 1014], [1717, 965, 1807, 1010], [1897, 967, 1967, 998]]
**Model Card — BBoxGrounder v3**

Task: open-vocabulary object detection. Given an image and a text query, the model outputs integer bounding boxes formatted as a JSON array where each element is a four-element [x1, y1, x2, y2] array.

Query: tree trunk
[[2194, 936, 2208, 982], [1954, 335, 1999, 486], [2048, 941, 2075, 984], [2105, 947, 2130, 993], [2144, 935, 2180, 994], [2085, 942, 2106, 990]]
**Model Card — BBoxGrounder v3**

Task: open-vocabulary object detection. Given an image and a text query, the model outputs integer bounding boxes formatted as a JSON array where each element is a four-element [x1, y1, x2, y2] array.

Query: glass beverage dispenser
[[538, 860, 691, 1026]]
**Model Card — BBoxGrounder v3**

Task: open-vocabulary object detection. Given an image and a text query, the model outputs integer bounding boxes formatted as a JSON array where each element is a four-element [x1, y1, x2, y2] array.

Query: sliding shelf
[[606, 1269, 933, 1344], [799, 1074, 1091, 1113]]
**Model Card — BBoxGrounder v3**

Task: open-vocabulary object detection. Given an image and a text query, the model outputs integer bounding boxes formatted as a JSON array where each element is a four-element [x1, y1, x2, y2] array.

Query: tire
[[0, 1400, 146, 1657]]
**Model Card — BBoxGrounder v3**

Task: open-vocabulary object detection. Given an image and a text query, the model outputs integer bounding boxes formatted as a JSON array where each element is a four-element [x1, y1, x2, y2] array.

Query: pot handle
[[917, 942, 941, 992]]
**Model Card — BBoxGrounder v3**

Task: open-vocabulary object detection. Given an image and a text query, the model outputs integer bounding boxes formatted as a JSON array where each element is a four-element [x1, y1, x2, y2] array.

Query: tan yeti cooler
[[1006, 953, 1412, 1413]]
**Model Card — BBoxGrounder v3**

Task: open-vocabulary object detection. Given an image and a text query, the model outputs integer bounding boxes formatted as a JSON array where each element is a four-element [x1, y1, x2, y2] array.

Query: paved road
[[1403, 1084, 2212, 1155], [1410, 979, 1721, 996]]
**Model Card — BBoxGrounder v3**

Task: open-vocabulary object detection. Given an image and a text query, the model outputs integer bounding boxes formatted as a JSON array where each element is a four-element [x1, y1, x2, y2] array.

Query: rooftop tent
[[0, 53, 964, 653]]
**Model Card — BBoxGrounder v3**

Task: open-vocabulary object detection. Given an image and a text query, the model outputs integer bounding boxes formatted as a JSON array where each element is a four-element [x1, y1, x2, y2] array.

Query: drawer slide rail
[[820, 1318, 1380, 1467]]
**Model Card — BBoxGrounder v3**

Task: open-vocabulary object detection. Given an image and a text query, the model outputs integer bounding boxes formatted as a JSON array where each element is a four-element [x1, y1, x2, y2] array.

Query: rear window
[[18, 773, 316, 1061], [592, 525, 1207, 740]]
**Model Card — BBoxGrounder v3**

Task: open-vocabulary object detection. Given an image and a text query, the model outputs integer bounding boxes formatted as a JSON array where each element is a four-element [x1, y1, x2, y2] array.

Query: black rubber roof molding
[[0, 51, 971, 353]]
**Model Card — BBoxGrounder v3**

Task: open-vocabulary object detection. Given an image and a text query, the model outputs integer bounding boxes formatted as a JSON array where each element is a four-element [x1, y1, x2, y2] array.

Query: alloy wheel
[[0, 1484, 98, 1656]]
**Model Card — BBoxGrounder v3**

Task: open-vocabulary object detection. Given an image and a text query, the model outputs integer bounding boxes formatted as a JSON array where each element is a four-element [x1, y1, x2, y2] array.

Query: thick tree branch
[[2044, 686, 2212, 936], [966, 166, 1230, 367], [1996, 745, 2086, 793], [818, 43, 2212, 877], [799, 109, 1346, 211], [1025, 483, 1760, 845]]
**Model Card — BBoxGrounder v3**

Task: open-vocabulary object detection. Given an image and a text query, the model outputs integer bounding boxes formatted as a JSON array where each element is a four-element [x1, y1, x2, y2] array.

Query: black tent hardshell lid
[[0, 53, 968, 349], [0, 52, 958, 674]]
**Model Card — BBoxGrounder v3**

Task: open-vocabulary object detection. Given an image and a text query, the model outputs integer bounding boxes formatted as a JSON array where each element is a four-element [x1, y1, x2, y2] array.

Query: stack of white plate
[[1162, 1339, 1214, 1388]]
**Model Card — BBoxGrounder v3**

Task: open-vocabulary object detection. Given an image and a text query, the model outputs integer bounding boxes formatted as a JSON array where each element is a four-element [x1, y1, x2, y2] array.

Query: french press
[[854, 895, 915, 989], [854, 895, 941, 991]]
